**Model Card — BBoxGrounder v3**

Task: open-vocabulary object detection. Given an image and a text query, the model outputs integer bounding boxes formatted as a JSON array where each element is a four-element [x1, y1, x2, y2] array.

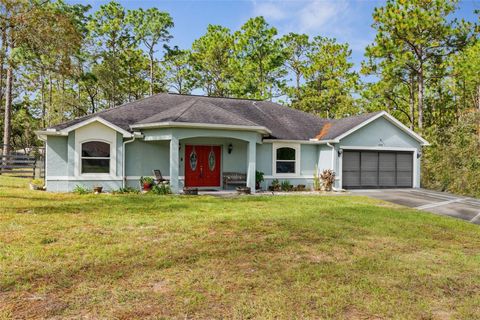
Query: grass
[[1, 176, 479, 319]]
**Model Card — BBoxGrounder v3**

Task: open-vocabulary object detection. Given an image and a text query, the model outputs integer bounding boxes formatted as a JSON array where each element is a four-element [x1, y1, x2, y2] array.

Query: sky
[[71, 0, 480, 72]]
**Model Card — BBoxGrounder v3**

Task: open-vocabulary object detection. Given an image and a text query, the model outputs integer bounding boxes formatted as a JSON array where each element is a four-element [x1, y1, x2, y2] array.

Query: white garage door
[[342, 150, 413, 189]]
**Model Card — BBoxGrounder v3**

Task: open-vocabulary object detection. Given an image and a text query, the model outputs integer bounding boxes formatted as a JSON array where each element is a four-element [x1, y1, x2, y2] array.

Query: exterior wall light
[[337, 149, 343, 157], [228, 143, 233, 154]]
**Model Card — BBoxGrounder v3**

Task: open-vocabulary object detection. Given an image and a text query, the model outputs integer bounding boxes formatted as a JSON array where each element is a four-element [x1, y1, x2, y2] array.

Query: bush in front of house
[[280, 180, 293, 191], [151, 183, 171, 195], [73, 185, 91, 195], [320, 169, 336, 191]]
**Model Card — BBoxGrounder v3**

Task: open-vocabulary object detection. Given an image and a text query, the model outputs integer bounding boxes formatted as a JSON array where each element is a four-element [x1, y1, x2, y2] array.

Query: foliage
[[150, 183, 172, 195], [280, 180, 293, 192], [30, 179, 44, 188], [140, 176, 155, 186], [112, 186, 140, 194], [255, 171, 264, 184], [73, 185, 91, 194], [191, 25, 234, 96], [422, 111, 480, 198], [270, 179, 281, 191], [295, 37, 360, 118], [231, 17, 286, 100], [320, 169, 336, 191]]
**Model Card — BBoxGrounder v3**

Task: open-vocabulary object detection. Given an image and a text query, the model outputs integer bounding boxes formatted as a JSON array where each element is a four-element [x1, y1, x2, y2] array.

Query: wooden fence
[[0, 154, 44, 179]]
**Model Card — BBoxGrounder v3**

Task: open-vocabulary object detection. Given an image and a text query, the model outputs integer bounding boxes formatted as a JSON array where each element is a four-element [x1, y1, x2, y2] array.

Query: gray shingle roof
[[50, 93, 382, 141]]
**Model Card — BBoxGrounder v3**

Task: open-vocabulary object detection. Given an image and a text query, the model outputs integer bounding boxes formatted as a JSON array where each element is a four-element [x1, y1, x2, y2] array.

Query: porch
[[125, 128, 262, 193]]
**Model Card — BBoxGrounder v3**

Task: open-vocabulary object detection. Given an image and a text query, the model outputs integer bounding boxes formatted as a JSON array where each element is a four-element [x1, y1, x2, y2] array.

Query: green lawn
[[1, 177, 479, 319]]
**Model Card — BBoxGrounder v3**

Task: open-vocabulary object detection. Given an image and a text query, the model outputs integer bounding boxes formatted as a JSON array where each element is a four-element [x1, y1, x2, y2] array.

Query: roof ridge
[[167, 92, 263, 102], [172, 99, 197, 121]]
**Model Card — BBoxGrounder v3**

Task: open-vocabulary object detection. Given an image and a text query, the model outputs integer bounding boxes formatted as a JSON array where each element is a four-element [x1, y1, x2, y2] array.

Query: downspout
[[122, 132, 142, 188]]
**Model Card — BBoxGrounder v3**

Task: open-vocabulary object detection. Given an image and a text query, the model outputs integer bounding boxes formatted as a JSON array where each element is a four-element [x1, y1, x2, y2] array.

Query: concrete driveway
[[351, 188, 480, 225]]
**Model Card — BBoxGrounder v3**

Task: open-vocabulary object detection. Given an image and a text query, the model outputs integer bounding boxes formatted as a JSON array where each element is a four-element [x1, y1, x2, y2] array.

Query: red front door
[[185, 145, 221, 188]]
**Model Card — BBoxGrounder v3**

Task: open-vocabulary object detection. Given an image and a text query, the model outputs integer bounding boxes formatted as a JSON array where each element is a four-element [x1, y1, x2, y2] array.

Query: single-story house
[[35, 93, 429, 193]]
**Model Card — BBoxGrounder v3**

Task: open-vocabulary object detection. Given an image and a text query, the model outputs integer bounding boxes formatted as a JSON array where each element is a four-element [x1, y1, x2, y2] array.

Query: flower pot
[[143, 183, 152, 191], [93, 186, 103, 194]]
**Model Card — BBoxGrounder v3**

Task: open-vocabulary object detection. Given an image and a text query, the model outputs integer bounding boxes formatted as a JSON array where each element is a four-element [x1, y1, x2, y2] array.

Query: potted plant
[[29, 179, 45, 191], [140, 176, 155, 191], [93, 185, 103, 194], [255, 171, 264, 190], [320, 169, 336, 191]]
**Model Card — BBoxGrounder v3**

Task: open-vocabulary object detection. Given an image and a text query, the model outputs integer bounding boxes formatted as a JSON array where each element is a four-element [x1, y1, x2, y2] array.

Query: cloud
[[297, 0, 349, 33], [252, 1, 287, 20]]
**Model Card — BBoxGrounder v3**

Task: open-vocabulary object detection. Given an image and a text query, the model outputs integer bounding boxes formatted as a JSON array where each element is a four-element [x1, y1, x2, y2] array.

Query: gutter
[[122, 132, 143, 188]]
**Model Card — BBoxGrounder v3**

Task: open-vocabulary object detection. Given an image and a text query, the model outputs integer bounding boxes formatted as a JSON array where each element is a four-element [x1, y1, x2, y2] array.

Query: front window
[[276, 147, 296, 174], [81, 141, 110, 174]]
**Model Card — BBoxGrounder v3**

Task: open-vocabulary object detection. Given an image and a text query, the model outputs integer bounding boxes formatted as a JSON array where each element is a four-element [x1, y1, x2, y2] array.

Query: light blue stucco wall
[[125, 140, 170, 177], [46, 136, 68, 177], [340, 117, 420, 149], [337, 116, 423, 188], [256, 143, 272, 175]]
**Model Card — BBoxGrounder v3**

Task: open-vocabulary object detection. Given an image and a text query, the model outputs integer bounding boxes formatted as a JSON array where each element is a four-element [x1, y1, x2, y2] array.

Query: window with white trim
[[81, 141, 110, 174], [273, 144, 300, 175]]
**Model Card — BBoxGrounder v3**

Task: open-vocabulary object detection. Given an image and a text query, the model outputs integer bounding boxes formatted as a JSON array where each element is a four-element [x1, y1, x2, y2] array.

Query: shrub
[[280, 180, 293, 191], [320, 169, 336, 191], [73, 185, 91, 195], [270, 179, 281, 191], [113, 187, 140, 194], [151, 183, 171, 195]]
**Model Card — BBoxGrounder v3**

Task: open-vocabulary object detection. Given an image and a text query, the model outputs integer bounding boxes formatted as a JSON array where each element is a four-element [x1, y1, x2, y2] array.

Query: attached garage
[[342, 150, 414, 189]]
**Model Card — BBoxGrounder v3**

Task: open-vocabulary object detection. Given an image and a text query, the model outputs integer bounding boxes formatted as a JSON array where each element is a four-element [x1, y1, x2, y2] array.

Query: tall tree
[[191, 25, 233, 97], [87, 1, 132, 108], [126, 8, 173, 96], [281, 32, 310, 103], [364, 0, 472, 130], [295, 37, 359, 118], [162, 46, 197, 95], [232, 17, 286, 100]]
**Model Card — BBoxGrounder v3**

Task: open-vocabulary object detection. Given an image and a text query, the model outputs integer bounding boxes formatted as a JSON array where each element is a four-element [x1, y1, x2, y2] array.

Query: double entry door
[[184, 145, 221, 188]]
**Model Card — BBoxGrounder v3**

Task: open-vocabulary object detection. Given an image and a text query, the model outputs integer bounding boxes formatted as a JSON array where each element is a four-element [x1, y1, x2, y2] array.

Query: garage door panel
[[379, 153, 395, 170], [343, 171, 360, 187], [397, 171, 413, 187], [343, 151, 360, 170], [379, 171, 396, 186], [361, 152, 378, 170], [397, 153, 413, 170], [342, 150, 413, 189], [361, 171, 378, 186]]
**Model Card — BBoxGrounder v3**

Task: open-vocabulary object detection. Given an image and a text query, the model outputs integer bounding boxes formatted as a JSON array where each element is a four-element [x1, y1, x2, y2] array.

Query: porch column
[[246, 140, 256, 193], [169, 136, 180, 194]]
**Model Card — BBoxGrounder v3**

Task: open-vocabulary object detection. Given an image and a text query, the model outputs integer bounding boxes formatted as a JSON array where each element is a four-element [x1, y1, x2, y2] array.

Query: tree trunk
[[2, 65, 13, 157], [409, 73, 415, 130], [417, 65, 424, 130], [149, 49, 154, 96], [0, 26, 6, 106]]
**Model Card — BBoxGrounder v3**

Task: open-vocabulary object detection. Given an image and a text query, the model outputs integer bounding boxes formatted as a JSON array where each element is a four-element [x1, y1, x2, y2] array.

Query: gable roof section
[[311, 111, 429, 146], [36, 116, 133, 140], [43, 93, 428, 144]]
